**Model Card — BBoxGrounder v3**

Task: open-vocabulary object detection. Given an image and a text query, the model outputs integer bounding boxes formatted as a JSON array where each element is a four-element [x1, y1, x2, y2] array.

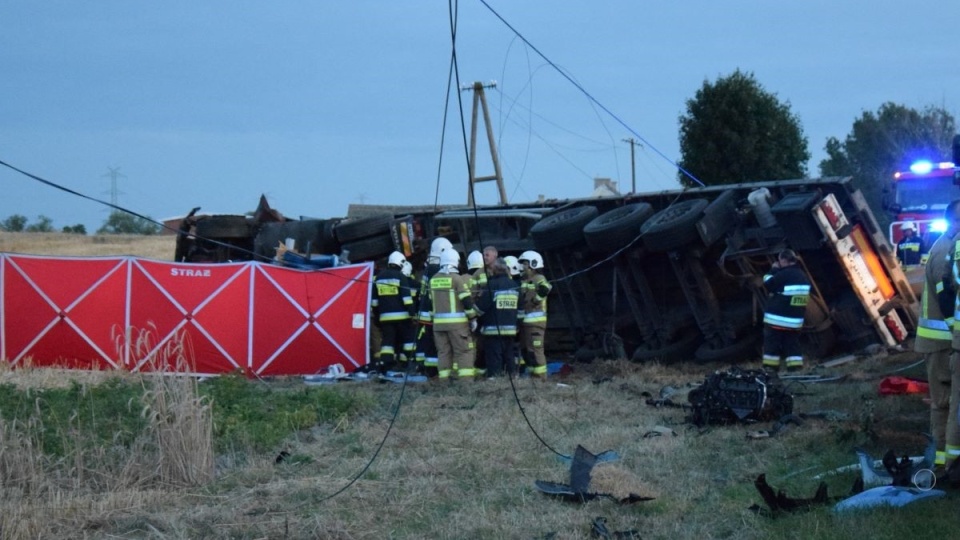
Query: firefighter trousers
[[941, 350, 960, 466], [520, 324, 547, 376], [378, 320, 415, 366], [434, 325, 475, 379]]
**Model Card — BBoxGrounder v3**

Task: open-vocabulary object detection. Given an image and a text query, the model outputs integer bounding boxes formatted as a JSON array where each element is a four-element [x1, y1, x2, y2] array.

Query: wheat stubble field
[[0, 232, 956, 540]]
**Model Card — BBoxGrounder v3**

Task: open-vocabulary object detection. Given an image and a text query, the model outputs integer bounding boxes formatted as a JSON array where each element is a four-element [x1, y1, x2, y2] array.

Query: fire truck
[[886, 159, 960, 248]]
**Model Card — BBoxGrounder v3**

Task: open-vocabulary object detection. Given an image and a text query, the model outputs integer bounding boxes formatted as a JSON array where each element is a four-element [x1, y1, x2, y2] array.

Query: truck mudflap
[[812, 193, 910, 347]]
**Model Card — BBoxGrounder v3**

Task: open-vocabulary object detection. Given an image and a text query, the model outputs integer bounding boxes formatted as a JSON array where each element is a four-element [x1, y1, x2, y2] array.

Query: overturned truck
[[176, 176, 918, 364]]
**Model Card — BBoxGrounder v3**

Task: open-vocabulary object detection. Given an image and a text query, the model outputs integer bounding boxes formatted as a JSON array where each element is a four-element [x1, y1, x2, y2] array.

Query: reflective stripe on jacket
[[763, 265, 810, 330]]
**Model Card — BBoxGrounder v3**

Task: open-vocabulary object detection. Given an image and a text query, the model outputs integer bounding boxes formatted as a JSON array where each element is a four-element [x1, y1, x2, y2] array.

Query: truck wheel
[[530, 205, 599, 250], [334, 214, 393, 243], [583, 203, 655, 252], [640, 199, 709, 252], [195, 215, 254, 239], [341, 234, 394, 262], [693, 333, 761, 364], [631, 330, 702, 364]]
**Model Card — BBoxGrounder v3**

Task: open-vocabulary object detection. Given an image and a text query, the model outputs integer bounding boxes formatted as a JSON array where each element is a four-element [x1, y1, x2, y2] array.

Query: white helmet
[[387, 251, 406, 268], [518, 250, 544, 270], [466, 250, 484, 270], [439, 249, 460, 272], [503, 255, 521, 277], [901, 221, 917, 232], [401, 261, 413, 277], [428, 237, 454, 263]]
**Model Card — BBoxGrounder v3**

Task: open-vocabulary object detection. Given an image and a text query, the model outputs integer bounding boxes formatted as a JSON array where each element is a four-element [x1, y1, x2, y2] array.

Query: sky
[[2, 1, 959, 233]]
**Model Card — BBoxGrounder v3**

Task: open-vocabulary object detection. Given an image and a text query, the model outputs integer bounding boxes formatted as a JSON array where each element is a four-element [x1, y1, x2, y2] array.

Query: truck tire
[[583, 203, 654, 253], [640, 199, 709, 252], [195, 215, 254, 239], [341, 234, 394, 262], [530, 205, 599, 251], [693, 333, 761, 364], [334, 214, 393, 243], [631, 330, 702, 364]]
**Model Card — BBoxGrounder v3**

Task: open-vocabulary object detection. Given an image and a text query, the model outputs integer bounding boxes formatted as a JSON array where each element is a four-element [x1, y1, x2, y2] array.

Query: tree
[[62, 224, 87, 234], [25, 215, 54, 233], [818, 102, 955, 220], [97, 211, 160, 235], [1, 214, 28, 232], [677, 70, 810, 186]]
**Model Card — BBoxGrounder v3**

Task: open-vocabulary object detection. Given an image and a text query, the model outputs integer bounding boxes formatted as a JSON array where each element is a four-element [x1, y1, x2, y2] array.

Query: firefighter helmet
[[901, 221, 917, 232], [401, 260, 413, 277], [439, 249, 460, 272], [518, 250, 544, 270], [466, 250, 484, 270], [503, 256, 521, 277], [428, 237, 454, 263], [387, 251, 406, 268]]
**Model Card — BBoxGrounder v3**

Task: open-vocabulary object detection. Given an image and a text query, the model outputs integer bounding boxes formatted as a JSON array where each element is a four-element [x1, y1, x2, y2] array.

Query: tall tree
[[819, 102, 955, 219], [1, 214, 28, 232], [24, 215, 54, 233], [97, 211, 160, 235], [678, 70, 810, 186]]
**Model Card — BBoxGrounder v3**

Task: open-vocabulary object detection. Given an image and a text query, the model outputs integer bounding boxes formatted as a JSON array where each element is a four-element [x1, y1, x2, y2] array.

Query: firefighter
[[400, 260, 421, 368], [518, 250, 552, 378], [761, 249, 811, 372], [504, 255, 525, 374], [429, 249, 478, 380], [921, 200, 960, 466], [897, 221, 925, 267], [475, 258, 519, 377], [466, 250, 486, 374], [370, 251, 415, 373], [416, 237, 454, 375], [466, 250, 486, 296]]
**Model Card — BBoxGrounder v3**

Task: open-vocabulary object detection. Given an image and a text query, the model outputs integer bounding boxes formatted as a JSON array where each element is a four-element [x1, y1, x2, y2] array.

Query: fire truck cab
[[886, 160, 959, 251]]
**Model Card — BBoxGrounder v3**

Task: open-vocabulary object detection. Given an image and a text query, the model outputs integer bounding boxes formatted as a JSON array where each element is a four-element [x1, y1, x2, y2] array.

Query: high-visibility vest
[[429, 271, 475, 327], [521, 273, 551, 326]]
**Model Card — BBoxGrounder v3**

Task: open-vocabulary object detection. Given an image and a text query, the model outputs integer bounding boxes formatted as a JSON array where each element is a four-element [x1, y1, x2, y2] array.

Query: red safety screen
[[0, 254, 372, 376]]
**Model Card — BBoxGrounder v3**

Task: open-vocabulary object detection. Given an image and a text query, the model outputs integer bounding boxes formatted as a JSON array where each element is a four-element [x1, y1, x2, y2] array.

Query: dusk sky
[[2, 1, 958, 234]]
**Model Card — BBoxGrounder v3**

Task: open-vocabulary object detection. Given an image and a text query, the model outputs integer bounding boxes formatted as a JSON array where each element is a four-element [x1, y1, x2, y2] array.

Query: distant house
[[591, 177, 620, 198]]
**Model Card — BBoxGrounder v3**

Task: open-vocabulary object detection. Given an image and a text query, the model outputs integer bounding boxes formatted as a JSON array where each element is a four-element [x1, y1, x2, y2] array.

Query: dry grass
[[0, 231, 174, 260], [0, 332, 213, 539], [1, 352, 957, 539]]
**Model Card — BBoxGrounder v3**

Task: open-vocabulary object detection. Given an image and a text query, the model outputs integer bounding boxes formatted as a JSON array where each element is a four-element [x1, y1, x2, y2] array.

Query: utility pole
[[462, 81, 508, 206], [102, 167, 126, 207], [622, 138, 642, 194]]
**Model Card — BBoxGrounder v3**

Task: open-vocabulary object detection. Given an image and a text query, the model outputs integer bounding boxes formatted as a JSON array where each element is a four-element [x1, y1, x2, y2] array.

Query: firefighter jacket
[[916, 231, 956, 351], [521, 273, 551, 327], [417, 263, 440, 324], [897, 235, 925, 266], [476, 273, 519, 337], [468, 268, 488, 299], [762, 264, 810, 330], [952, 234, 960, 349], [428, 270, 477, 328], [403, 274, 421, 308], [371, 267, 414, 323]]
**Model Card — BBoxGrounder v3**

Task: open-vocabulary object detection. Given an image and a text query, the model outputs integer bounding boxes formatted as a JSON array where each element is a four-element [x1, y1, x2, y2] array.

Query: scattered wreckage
[[175, 176, 918, 364]]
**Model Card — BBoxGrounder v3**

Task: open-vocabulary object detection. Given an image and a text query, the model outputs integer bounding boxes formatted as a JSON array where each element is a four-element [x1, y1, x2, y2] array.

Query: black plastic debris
[[590, 516, 641, 539], [535, 446, 655, 505]]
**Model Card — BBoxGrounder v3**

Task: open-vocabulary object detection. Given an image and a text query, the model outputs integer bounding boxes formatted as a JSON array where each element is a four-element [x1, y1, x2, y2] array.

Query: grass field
[[1, 234, 957, 539]]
